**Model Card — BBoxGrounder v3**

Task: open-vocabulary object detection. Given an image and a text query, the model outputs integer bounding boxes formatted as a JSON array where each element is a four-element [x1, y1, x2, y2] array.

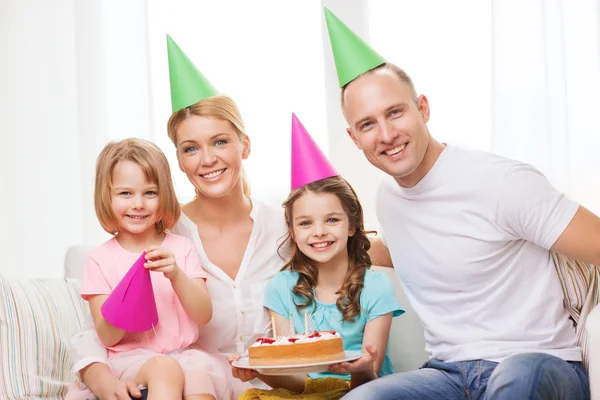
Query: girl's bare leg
[[134, 356, 184, 400], [183, 395, 216, 400]]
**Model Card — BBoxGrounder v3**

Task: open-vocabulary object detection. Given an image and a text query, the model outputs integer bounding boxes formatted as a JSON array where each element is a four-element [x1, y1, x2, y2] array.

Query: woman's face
[[175, 115, 250, 199]]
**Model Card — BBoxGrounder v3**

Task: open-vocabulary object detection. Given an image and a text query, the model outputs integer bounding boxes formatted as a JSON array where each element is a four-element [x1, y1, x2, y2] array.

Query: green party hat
[[324, 8, 386, 87], [166, 35, 219, 113]]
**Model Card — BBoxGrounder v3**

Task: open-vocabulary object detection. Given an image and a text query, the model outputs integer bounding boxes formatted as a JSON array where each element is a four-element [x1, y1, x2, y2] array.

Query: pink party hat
[[101, 253, 159, 332], [291, 113, 338, 190]]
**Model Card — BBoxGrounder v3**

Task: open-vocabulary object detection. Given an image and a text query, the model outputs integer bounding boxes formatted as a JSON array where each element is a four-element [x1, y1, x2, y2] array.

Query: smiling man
[[324, 7, 600, 400]]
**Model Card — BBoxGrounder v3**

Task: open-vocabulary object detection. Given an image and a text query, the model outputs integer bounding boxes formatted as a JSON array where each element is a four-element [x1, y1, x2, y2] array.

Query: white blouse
[[70, 198, 289, 374]]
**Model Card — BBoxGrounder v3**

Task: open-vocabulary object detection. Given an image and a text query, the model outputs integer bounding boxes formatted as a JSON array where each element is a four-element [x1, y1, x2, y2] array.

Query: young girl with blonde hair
[[69, 138, 237, 400]]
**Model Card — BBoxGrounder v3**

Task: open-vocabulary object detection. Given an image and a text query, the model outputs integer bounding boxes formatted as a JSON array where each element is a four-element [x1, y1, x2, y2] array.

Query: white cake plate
[[232, 350, 363, 376]]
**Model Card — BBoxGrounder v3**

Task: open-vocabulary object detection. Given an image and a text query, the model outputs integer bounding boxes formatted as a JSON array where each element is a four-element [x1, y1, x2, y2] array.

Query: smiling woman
[[167, 96, 251, 200]]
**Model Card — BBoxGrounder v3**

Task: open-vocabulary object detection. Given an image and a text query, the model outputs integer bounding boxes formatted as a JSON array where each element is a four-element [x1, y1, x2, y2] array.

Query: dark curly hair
[[278, 176, 372, 322]]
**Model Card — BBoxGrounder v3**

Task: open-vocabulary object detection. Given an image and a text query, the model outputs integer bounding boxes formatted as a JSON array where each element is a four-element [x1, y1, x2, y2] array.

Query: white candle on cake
[[270, 311, 277, 339], [289, 312, 295, 336], [304, 312, 309, 334]]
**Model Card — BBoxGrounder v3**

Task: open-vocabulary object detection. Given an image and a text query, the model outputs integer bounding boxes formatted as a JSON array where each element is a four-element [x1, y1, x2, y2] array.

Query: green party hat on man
[[167, 34, 219, 113], [324, 8, 386, 87]]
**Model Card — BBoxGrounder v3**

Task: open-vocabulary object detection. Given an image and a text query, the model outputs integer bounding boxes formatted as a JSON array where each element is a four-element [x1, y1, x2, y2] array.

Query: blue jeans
[[342, 353, 589, 400]]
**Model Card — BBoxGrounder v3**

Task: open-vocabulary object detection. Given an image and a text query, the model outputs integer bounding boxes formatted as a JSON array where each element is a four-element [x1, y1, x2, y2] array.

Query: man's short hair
[[340, 62, 419, 113]]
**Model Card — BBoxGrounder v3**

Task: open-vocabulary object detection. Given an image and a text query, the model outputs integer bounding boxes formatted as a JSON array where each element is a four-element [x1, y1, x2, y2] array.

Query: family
[[66, 8, 599, 400]]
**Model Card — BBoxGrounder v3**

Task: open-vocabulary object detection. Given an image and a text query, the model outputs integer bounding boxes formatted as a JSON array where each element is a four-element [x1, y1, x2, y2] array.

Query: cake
[[248, 331, 345, 366]]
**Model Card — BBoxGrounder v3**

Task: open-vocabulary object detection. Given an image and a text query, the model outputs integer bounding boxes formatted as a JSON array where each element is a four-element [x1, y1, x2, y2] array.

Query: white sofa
[[0, 246, 597, 399]]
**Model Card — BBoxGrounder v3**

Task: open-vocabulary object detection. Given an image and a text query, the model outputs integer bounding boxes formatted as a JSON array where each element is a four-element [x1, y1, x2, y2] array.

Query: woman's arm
[[80, 362, 143, 399], [71, 315, 142, 398], [88, 295, 127, 347], [230, 361, 307, 393]]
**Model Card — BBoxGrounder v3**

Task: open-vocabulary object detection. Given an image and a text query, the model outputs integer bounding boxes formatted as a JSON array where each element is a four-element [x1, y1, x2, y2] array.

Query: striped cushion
[[552, 252, 600, 369], [0, 277, 88, 399]]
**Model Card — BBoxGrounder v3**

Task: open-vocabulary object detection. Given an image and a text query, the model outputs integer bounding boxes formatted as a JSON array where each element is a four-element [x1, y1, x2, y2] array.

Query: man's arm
[[369, 236, 393, 267], [552, 205, 600, 265]]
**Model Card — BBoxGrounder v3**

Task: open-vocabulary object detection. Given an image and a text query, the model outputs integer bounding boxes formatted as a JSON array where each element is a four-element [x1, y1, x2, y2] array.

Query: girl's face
[[291, 191, 355, 267], [176, 115, 249, 199], [110, 160, 161, 237]]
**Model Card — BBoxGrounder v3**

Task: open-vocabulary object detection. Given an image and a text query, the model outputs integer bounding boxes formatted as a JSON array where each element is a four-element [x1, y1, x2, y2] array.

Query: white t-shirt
[[70, 197, 288, 374], [377, 145, 580, 363]]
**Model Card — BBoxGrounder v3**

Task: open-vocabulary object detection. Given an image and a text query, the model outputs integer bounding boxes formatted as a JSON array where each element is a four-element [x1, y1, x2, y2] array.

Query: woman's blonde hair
[[166, 95, 251, 197], [94, 138, 181, 235], [279, 176, 372, 322]]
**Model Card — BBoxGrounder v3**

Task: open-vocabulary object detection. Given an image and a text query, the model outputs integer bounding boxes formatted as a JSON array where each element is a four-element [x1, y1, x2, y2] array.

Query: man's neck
[[395, 137, 445, 188]]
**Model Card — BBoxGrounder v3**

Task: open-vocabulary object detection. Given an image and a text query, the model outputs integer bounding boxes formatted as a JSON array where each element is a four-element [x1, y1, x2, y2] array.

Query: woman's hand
[[228, 354, 259, 382], [328, 344, 378, 375], [81, 362, 142, 400], [144, 246, 181, 280], [96, 378, 142, 400]]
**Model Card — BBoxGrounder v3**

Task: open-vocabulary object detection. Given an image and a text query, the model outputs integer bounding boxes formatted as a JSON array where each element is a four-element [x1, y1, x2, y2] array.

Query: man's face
[[343, 69, 430, 184]]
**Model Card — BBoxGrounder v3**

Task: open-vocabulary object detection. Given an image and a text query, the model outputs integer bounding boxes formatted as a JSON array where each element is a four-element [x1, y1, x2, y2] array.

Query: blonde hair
[[279, 176, 373, 322], [167, 95, 251, 197], [94, 138, 181, 235]]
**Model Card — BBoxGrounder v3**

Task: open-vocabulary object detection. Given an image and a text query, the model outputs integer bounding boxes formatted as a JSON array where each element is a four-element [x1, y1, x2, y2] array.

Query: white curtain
[[146, 0, 327, 208], [1, 0, 152, 278], [491, 0, 600, 212], [3, 0, 598, 278], [367, 0, 600, 215]]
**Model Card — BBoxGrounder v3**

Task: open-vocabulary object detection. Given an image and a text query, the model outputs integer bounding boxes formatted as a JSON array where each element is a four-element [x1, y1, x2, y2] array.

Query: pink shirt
[[80, 233, 207, 357]]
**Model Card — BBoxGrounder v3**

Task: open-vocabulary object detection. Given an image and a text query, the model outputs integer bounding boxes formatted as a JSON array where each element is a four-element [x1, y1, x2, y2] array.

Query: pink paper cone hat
[[291, 113, 338, 190], [101, 252, 159, 332]]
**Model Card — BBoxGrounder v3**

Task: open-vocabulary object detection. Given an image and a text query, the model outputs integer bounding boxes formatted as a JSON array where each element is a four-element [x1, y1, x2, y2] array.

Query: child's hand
[[144, 246, 181, 280], [228, 354, 259, 382], [328, 344, 378, 375]]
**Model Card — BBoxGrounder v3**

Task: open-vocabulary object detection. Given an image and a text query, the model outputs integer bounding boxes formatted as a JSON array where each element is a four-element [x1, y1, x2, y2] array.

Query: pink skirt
[[66, 347, 252, 399]]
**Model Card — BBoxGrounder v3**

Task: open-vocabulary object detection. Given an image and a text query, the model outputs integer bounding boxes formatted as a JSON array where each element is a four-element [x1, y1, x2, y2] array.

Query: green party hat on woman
[[167, 35, 219, 113]]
